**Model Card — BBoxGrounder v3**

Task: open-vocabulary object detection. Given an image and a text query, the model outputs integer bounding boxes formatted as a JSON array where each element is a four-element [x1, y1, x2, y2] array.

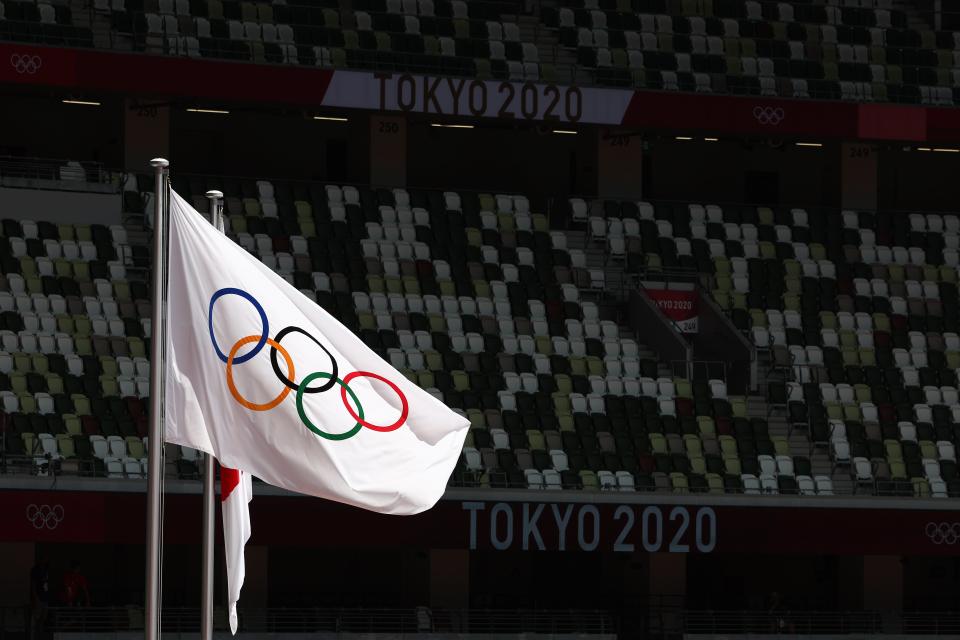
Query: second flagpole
[[200, 189, 224, 640]]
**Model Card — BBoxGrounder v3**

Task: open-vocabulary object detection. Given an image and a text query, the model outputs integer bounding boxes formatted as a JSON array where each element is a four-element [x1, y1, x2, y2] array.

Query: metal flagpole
[[200, 190, 223, 640], [145, 157, 169, 640]]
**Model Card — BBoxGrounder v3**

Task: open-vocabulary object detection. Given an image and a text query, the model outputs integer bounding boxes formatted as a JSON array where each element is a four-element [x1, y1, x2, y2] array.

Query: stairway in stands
[[574, 217, 861, 495], [574, 228, 682, 380], [756, 355, 855, 495], [530, 0, 591, 85]]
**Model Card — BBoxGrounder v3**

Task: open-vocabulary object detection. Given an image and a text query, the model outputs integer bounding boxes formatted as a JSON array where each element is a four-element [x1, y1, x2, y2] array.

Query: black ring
[[270, 326, 339, 393]]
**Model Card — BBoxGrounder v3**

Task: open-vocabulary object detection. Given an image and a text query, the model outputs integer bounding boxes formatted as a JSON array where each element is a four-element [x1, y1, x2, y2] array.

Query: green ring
[[296, 372, 363, 441]]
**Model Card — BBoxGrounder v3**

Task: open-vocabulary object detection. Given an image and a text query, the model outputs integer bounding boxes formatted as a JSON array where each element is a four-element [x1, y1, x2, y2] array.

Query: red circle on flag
[[341, 371, 409, 433]]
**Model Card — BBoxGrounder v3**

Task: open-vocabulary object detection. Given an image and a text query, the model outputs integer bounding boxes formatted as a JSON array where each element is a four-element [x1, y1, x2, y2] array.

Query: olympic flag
[[162, 191, 470, 630]]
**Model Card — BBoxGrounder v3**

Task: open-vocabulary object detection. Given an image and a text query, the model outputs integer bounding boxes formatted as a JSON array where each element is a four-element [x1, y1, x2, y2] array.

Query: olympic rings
[[209, 288, 269, 364], [26, 504, 64, 530], [925, 522, 960, 545], [227, 335, 293, 411], [342, 371, 409, 432], [296, 372, 364, 441], [10, 54, 42, 75], [753, 105, 785, 125], [208, 287, 409, 440], [271, 326, 338, 393]]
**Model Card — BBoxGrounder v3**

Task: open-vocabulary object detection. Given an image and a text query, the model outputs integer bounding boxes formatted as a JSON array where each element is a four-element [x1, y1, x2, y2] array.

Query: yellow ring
[[226, 335, 294, 411]]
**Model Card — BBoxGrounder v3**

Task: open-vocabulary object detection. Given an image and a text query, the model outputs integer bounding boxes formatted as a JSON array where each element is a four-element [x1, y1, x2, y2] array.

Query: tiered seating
[[103, 0, 542, 79], [578, 195, 960, 497], [119, 0, 333, 63], [543, 0, 957, 104], [351, 0, 544, 80], [0, 217, 155, 478], [2, 0, 957, 104], [0, 0, 93, 47], [18, 177, 960, 497]]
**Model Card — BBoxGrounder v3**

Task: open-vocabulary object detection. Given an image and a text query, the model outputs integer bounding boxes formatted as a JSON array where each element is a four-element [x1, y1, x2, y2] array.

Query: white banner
[[321, 70, 635, 124]]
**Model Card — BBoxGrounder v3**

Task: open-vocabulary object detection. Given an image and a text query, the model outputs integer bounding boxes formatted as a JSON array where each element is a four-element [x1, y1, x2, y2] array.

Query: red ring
[[341, 371, 409, 432]]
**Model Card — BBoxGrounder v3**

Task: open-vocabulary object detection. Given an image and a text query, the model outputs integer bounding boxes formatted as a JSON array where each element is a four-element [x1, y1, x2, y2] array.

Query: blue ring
[[208, 288, 269, 364]]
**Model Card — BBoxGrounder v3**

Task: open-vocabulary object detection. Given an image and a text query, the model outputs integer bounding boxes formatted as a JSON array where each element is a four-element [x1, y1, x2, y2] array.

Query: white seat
[[524, 468, 544, 489], [758, 454, 777, 476], [931, 479, 948, 498], [90, 435, 109, 459], [832, 440, 851, 464], [759, 474, 779, 494], [105, 457, 125, 478], [490, 428, 510, 450], [597, 470, 617, 490], [550, 449, 569, 472], [815, 476, 834, 495], [615, 470, 636, 492], [542, 469, 562, 490], [775, 455, 794, 477]]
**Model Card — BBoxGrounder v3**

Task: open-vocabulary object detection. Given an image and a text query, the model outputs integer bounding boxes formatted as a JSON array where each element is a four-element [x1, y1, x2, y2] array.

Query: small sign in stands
[[643, 282, 699, 334]]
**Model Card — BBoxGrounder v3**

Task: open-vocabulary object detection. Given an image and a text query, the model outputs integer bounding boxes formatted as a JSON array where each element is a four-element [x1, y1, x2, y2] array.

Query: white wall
[[0, 186, 120, 225]]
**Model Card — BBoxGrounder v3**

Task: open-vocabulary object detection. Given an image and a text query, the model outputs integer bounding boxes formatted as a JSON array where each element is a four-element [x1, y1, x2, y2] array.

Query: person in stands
[[62, 561, 91, 607], [29, 557, 50, 639]]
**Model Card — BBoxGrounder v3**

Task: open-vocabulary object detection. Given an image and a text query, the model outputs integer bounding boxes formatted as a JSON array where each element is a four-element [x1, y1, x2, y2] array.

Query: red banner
[[4, 489, 960, 556], [645, 289, 699, 333], [5, 43, 960, 141]]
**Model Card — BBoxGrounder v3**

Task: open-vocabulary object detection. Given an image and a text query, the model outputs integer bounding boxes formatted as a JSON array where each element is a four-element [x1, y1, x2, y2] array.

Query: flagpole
[[145, 157, 169, 640], [200, 190, 223, 640]]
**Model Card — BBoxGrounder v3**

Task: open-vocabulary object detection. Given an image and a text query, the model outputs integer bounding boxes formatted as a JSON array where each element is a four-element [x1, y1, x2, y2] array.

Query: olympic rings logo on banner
[[925, 522, 960, 545], [10, 54, 42, 74], [26, 504, 64, 530], [753, 106, 785, 125], [208, 287, 409, 441]]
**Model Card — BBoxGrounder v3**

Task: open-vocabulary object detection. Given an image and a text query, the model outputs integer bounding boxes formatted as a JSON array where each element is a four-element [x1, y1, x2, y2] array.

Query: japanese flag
[[220, 466, 251, 634]]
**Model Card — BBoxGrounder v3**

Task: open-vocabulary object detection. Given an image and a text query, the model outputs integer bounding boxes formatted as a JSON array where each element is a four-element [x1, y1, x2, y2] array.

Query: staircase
[[893, 0, 935, 31], [120, 187, 152, 282], [563, 227, 671, 376], [71, 0, 123, 50], [523, 1, 590, 85], [754, 356, 856, 495]]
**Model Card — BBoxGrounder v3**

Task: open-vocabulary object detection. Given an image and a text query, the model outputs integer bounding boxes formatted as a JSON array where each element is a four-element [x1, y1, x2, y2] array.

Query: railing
[[682, 609, 882, 635], [902, 611, 960, 634], [669, 359, 727, 383], [14, 605, 960, 636], [1, 440, 955, 498], [0, 155, 110, 186], [6, 605, 615, 635]]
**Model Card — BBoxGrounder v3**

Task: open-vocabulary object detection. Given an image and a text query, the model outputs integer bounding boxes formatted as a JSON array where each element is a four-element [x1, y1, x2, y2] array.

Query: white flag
[[162, 190, 469, 621], [219, 466, 251, 634]]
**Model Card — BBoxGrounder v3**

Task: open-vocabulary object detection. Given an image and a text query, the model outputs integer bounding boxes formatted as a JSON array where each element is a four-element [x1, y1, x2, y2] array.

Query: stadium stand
[[1, 1, 960, 102], [12, 172, 960, 500], [0, 174, 856, 498], [580, 196, 960, 498], [10, 174, 960, 499]]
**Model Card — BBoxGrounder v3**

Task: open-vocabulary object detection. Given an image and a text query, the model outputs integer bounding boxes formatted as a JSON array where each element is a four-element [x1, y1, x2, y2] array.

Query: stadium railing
[[0, 155, 113, 190], [681, 609, 882, 635], [0, 605, 616, 635]]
